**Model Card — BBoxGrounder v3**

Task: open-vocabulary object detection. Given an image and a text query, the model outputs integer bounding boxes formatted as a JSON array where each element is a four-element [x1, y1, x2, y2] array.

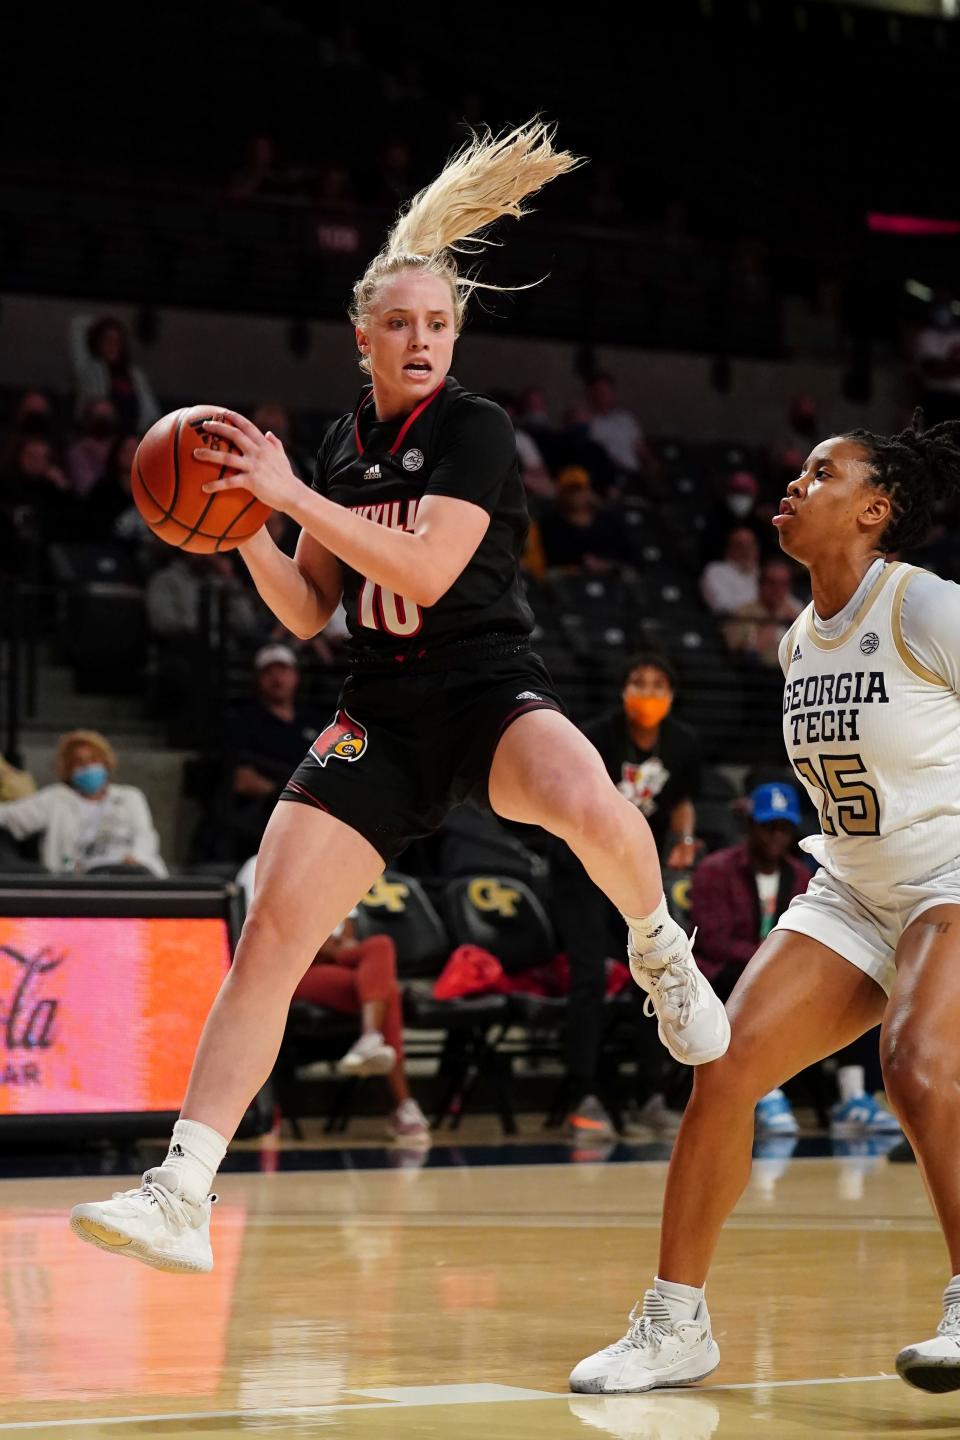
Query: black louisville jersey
[[312, 375, 534, 656]]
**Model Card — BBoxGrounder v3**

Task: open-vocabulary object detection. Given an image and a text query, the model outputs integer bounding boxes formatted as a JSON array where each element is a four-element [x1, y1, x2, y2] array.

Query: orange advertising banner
[[0, 917, 230, 1114]]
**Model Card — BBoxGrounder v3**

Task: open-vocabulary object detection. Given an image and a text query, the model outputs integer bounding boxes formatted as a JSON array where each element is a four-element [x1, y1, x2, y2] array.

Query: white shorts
[[775, 862, 960, 996]]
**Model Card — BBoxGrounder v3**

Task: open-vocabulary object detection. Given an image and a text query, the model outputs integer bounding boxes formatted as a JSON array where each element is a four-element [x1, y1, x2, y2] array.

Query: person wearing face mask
[[912, 291, 960, 428], [556, 652, 703, 1143], [703, 470, 772, 563], [0, 730, 167, 876]]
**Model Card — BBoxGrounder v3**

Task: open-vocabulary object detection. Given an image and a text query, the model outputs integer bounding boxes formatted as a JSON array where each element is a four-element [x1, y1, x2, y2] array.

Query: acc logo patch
[[860, 631, 880, 655], [310, 708, 368, 768], [402, 448, 424, 472]]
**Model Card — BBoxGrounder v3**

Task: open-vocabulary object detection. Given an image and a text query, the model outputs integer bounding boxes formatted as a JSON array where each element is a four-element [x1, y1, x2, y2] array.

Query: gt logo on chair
[[467, 878, 520, 918]]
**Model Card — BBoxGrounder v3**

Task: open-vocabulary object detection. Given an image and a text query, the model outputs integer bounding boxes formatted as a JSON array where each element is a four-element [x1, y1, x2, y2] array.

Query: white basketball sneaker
[[896, 1299, 960, 1392], [69, 1165, 216, 1274], [570, 1289, 720, 1394], [629, 930, 730, 1066]]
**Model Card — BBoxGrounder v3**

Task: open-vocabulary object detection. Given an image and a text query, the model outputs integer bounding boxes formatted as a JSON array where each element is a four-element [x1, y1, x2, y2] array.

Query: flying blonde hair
[[349, 119, 583, 371]]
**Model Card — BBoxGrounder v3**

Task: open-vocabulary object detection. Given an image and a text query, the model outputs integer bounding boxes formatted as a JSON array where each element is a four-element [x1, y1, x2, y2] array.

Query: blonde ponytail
[[349, 119, 583, 369]]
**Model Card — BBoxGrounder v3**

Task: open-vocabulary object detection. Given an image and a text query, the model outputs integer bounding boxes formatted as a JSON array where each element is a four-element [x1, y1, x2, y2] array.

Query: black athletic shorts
[[279, 636, 565, 863]]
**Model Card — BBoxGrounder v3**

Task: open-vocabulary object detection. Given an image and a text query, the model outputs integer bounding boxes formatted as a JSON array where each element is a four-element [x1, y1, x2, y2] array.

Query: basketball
[[131, 405, 271, 553]]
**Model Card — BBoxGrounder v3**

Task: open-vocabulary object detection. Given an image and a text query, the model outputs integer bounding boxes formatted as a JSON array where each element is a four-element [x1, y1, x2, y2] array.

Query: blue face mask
[[71, 763, 108, 796]]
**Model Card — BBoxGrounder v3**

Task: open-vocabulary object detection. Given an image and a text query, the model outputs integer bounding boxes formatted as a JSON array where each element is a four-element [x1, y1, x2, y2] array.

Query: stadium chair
[[443, 874, 564, 1119], [355, 872, 516, 1133]]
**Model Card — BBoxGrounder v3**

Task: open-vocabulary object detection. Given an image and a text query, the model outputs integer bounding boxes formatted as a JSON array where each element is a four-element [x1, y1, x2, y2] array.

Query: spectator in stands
[[13, 390, 58, 442], [554, 405, 617, 493], [145, 552, 264, 640], [65, 399, 120, 498], [537, 467, 631, 573], [690, 781, 809, 1134], [219, 645, 318, 860], [703, 469, 771, 560], [700, 526, 760, 616], [773, 393, 820, 476], [585, 373, 655, 485], [518, 386, 554, 439], [0, 729, 166, 876], [293, 919, 430, 1144], [85, 433, 141, 540], [912, 290, 960, 426], [492, 393, 554, 503], [557, 652, 702, 1143], [69, 315, 160, 434], [237, 857, 430, 1144], [0, 434, 73, 575], [724, 559, 803, 668]]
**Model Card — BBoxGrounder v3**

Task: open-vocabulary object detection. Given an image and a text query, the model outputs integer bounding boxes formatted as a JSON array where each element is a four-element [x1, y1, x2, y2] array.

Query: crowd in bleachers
[[6, 307, 960, 1146]]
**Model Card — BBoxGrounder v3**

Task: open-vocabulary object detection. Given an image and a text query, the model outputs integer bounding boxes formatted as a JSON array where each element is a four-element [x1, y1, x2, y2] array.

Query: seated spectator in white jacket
[[0, 730, 167, 876], [700, 527, 760, 616]]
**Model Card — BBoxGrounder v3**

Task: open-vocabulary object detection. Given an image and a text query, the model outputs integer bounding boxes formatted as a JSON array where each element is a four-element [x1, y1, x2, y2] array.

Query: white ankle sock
[[654, 1275, 704, 1322], [838, 1065, 865, 1103], [623, 896, 686, 964], [160, 1119, 228, 1203]]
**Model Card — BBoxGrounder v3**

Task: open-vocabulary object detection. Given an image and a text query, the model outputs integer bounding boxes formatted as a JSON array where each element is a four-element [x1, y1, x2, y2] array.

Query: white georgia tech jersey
[[779, 561, 960, 903]]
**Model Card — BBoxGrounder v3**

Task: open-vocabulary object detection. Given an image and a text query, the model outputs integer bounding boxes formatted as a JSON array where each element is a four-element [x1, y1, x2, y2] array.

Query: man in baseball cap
[[690, 780, 810, 1136], [213, 645, 316, 861]]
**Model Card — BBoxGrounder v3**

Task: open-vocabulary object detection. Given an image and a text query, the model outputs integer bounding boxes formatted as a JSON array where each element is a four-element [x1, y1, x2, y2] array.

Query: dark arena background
[[2, 2, 960, 1435]]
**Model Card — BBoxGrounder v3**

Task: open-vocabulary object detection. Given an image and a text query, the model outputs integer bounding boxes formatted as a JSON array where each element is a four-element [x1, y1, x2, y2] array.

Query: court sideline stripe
[[0, 1373, 903, 1431]]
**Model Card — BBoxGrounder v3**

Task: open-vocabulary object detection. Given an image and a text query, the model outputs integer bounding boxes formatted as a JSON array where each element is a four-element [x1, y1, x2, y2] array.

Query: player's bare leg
[[884, 905, 960, 1391], [70, 803, 384, 1271], [570, 930, 885, 1392]]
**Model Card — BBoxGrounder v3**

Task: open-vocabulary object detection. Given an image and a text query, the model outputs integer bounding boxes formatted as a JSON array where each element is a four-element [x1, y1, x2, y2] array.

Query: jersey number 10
[[358, 578, 423, 637]]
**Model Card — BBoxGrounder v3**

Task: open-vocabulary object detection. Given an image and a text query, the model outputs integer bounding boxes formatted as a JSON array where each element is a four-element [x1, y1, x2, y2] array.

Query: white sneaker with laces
[[629, 930, 730, 1066], [336, 1031, 397, 1077], [570, 1289, 720, 1394], [69, 1165, 216, 1273], [896, 1301, 960, 1392]]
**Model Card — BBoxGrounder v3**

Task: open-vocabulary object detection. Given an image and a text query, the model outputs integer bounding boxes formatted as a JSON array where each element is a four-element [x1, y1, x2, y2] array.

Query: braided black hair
[[846, 408, 960, 552]]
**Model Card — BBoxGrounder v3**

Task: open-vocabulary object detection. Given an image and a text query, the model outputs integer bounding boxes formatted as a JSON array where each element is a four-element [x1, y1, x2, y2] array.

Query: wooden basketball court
[[1, 1139, 957, 1437]]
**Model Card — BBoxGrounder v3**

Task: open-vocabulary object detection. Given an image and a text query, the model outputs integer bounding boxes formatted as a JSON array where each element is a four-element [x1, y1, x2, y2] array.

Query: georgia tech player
[[69, 121, 729, 1274], [572, 412, 960, 1396]]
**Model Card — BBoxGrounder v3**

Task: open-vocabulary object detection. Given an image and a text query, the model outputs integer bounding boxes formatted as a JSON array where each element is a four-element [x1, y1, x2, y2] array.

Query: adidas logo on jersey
[[363, 463, 381, 481], [791, 644, 802, 663]]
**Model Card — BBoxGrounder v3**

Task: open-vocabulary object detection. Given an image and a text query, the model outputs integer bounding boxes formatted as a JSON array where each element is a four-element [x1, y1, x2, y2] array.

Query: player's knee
[[692, 1035, 771, 1111], [235, 901, 305, 975], [553, 780, 622, 851], [880, 1028, 942, 1120]]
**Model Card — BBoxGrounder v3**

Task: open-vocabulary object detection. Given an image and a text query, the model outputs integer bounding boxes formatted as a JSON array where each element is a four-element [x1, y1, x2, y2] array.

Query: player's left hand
[[194, 411, 303, 514]]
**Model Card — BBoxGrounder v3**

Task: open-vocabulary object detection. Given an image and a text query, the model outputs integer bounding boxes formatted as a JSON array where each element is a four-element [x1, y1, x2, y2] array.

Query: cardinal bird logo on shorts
[[311, 708, 369, 768]]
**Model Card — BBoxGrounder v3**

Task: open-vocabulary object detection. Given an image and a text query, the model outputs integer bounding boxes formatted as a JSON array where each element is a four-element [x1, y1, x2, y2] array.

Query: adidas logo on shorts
[[515, 691, 543, 701]]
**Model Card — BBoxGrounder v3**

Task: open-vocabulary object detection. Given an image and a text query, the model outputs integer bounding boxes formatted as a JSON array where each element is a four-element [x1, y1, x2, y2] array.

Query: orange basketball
[[131, 405, 271, 553]]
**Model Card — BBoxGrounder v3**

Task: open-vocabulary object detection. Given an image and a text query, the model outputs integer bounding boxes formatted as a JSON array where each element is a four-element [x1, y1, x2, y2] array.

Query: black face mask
[[20, 413, 51, 437]]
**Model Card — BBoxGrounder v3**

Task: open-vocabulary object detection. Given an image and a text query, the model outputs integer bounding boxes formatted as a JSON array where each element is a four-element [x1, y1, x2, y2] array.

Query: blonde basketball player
[[572, 412, 960, 1395], [68, 122, 729, 1275]]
